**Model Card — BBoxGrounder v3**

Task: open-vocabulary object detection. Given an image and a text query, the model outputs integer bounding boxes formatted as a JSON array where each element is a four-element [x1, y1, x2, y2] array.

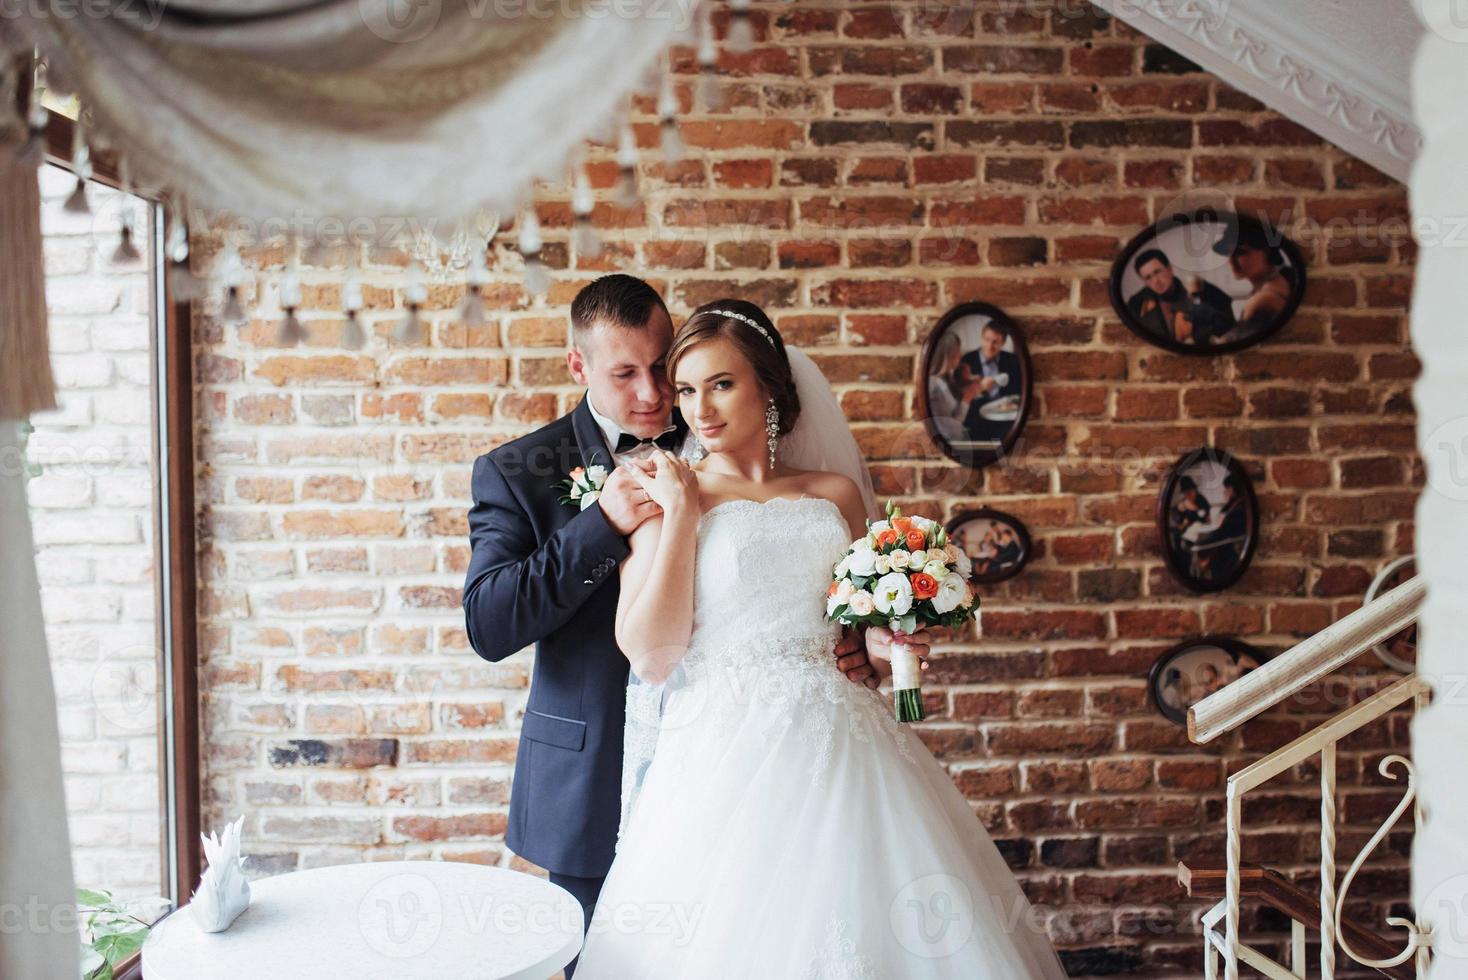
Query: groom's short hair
[[570, 275, 669, 356]]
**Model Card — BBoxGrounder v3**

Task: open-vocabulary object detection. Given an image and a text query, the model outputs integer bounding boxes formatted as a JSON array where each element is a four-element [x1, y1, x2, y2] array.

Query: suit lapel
[[571, 393, 613, 471]]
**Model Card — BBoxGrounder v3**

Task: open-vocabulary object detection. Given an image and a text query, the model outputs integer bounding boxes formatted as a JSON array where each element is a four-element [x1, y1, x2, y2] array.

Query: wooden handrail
[[1189, 576, 1425, 743], [1178, 863, 1415, 980]]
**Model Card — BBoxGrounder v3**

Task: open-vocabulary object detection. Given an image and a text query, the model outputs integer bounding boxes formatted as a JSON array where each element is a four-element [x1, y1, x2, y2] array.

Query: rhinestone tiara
[[706, 308, 776, 348]]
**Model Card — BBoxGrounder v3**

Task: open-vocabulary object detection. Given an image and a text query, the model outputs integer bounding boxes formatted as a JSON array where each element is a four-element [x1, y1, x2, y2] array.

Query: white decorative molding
[[1091, 0, 1423, 181]]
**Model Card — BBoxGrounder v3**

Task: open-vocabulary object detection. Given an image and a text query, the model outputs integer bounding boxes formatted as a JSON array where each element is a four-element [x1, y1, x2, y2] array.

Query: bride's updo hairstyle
[[667, 299, 802, 437]]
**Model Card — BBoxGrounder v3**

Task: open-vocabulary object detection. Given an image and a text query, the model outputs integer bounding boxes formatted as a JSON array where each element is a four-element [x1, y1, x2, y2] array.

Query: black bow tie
[[615, 423, 683, 454]]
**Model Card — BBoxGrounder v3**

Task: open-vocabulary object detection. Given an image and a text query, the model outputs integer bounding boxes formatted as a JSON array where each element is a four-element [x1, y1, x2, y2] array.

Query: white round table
[[142, 861, 582, 980]]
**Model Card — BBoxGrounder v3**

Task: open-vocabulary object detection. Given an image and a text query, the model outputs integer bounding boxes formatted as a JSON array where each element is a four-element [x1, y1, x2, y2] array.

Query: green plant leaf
[[76, 888, 112, 908], [94, 929, 145, 965]]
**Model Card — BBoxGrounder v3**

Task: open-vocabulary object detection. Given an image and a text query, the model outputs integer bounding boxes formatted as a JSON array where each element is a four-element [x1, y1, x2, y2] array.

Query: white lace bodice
[[617, 493, 922, 847], [685, 495, 852, 657]]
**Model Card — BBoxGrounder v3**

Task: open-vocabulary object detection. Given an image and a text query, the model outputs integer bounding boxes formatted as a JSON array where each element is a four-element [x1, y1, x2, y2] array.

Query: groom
[[462, 274, 923, 976]]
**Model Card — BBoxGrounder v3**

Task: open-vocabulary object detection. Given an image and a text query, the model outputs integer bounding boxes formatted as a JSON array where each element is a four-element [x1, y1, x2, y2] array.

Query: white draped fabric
[[0, 5, 690, 975], [1409, 9, 1468, 977], [2, 0, 689, 225], [0, 422, 79, 980]]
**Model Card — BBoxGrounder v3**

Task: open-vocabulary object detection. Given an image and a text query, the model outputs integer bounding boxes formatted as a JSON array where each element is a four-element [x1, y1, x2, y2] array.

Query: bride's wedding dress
[[573, 494, 1067, 978]]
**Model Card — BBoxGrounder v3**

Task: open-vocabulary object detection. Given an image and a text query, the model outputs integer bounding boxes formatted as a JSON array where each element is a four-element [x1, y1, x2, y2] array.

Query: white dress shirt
[[584, 392, 700, 466]]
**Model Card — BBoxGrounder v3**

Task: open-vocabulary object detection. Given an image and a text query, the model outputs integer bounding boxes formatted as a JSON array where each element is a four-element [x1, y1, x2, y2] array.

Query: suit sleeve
[[462, 452, 632, 662]]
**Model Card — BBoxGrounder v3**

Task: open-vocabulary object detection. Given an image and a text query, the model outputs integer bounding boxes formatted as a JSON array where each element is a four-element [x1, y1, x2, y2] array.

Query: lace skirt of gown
[[573, 631, 1067, 979]]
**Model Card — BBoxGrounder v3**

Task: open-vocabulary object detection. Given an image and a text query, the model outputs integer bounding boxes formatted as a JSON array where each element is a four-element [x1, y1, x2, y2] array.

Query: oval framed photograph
[[1364, 555, 1417, 674], [945, 507, 1031, 585], [917, 302, 1032, 470], [1156, 447, 1259, 593], [1148, 636, 1266, 726], [1110, 209, 1306, 356]]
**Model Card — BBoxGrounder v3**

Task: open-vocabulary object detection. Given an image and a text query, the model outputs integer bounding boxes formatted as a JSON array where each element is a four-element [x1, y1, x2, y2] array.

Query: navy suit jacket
[[462, 395, 659, 878]]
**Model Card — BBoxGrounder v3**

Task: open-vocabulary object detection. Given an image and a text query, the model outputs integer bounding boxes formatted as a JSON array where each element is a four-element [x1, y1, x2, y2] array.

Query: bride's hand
[[626, 449, 699, 517], [864, 625, 942, 681]]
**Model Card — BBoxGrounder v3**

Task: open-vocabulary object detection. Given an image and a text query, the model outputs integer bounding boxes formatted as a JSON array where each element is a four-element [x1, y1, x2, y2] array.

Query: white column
[[0, 420, 80, 979], [1409, 8, 1468, 978]]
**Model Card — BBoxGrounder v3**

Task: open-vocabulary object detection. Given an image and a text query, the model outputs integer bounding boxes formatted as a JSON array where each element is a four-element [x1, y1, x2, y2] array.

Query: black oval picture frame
[[1148, 636, 1266, 726], [1156, 447, 1259, 593], [945, 507, 1031, 585], [917, 302, 1033, 469], [1110, 209, 1306, 356]]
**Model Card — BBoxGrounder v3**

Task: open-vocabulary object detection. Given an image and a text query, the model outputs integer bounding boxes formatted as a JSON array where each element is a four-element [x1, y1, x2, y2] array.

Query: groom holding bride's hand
[[462, 275, 934, 975]]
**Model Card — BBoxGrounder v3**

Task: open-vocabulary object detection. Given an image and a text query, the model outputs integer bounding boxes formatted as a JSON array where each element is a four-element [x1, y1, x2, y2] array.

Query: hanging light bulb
[[277, 270, 305, 345], [614, 124, 639, 209], [571, 168, 602, 259], [518, 209, 549, 298], [696, 10, 725, 111], [342, 272, 366, 350], [396, 263, 427, 342], [657, 71, 685, 163], [727, 0, 755, 53]]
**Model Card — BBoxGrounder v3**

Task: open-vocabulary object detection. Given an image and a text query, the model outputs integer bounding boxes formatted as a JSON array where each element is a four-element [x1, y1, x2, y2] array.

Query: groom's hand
[[597, 463, 662, 536], [835, 627, 880, 690]]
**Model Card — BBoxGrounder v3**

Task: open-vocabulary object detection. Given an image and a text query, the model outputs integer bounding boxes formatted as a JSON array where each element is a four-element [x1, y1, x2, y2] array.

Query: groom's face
[[566, 307, 675, 438]]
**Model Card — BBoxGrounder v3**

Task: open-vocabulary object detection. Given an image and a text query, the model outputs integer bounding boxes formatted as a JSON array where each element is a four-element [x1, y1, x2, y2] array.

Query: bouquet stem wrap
[[824, 502, 979, 726], [890, 638, 925, 723]]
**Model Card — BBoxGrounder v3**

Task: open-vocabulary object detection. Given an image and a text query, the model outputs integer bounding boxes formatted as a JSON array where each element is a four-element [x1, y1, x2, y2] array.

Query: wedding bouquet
[[825, 501, 979, 722]]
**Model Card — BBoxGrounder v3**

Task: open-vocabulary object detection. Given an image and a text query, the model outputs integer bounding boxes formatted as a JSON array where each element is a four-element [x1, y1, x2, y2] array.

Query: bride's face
[[673, 336, 767, 455]]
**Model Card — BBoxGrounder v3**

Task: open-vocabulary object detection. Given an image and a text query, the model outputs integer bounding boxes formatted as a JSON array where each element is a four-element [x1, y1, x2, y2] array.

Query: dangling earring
[[765, 398, 779, 468]]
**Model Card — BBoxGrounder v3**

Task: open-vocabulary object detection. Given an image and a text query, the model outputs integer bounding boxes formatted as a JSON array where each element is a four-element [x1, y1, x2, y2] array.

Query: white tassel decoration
[[62, 115, 92, 215], [109, 157, 142, 265], [110, 222, 142, 265], [614, 124, 639, 209], [458, 248, 489, 326], [571, 168, 602, 259], [189, 815, 251, 933], [728, 0, 755, 53], [396, 263, 427, 342], [218, 239, 247, 325], [277, 270, 304, 345], [518, 210, 548, 298], [657, 72, 685, 163], [342, 273, 366, 349], [697, 12, 725, 111], [17, 58, 47, 168]]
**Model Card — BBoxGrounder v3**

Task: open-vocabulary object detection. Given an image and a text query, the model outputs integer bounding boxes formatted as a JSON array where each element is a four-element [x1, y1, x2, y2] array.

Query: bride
[[571, 300, 1066, 979]]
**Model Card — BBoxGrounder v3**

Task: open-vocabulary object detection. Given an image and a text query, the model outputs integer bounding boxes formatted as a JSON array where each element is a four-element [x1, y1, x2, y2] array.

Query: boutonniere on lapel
[[554, 453, 609, 510]]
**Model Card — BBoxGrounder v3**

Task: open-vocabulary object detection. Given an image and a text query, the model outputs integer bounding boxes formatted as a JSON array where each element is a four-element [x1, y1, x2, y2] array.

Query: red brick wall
[[194, 4, 1419, 974]]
